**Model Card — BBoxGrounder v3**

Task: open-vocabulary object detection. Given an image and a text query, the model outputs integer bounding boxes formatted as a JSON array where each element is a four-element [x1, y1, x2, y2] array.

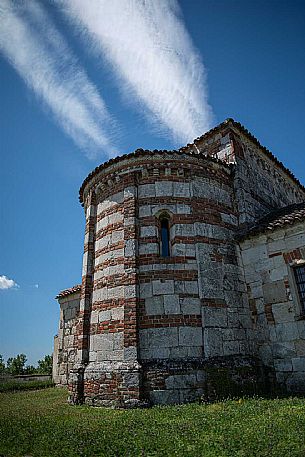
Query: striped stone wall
[[67, 151, 262, 406]]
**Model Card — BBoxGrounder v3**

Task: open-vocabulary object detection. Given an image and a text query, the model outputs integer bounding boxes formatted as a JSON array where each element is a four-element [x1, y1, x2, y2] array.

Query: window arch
[[160, 215, 170, 257]]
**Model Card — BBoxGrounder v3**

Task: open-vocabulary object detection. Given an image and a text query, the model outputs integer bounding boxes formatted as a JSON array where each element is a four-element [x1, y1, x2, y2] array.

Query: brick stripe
[[139, 314, 202, 329], [95, 222, 123, 241], [139, 270, 198, 282], [138, 254, 196, 264], [95, 241, 124, 259], [97, 206, 123, 222]]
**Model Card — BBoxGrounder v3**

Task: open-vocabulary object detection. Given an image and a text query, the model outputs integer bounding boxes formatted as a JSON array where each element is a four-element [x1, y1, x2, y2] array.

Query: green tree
[[0, 355, 6, 374], [6, 354, 27, 375], [24, 365, 37, 375], [37, 355, 53, 374]]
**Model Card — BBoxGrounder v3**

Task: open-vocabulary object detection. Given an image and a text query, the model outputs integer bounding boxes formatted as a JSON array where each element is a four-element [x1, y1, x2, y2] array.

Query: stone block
[[145, 296, 164, 315], [274, 358, 293, 372], [111, 230, 124, 244], [111, 307, 124, 321], [155, 181, 173, 196], [295, 339, 305, 356], [286, 372, 305, 393], [125, 285, 137, 299], [272, 302, 294, 323], [187, 346, 203, 357], [180, 298, 201, 314], [91, 334, 113, 352], [150, 389, 179, 405], [195, 222, 232, 240], [269, 266, 288, 282], [203, 307, 227, 327], [262, 281, 287, 304], [124, 186, 137, 199], [124, 239, 136, 257], [275, 322, 298, 341], [99, 310, 111, 322], [140, 226, 157, 238], [149, 347, 170, 358], [204, 328, 224, 357], [222, 341, 240, 356], [152, 280, 174, 295], [138, 205, 151, 218], [164, 295, 180, 314], [138, 184, 155, 198], [297, 321, 305, 339], [172, 223, 194, 237], [96, 350, 123, 361], [241, 245, 268, 266], [221, 213, 238, 226], [140, 327, 178, 349], [258, 344, 273, 365], [123, 372, 140, 387], [165, 374, 197, 389], [123, 346, 137, 361], [292, 357, 305, 372], [140, 282, 153, 299], [184, 281, 199, 295], [108, 286, 124, 300], [139, 243, 159, 255], [178, 327, 202, 347], [176, 204, 191, 214], [272, 341, 296, 358], [169, 346, 188, 358], [124, 217, 136, 227], [173, 182, 190, 197]]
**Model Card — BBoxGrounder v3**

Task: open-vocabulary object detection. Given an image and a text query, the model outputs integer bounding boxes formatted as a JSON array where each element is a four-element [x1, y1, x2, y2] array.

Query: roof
[[79, 148, 229, 205], [79, 118, 305, 206], [55, 284, 81, 299], [186, 118, 305, 192], [239, 202, 305, 239]]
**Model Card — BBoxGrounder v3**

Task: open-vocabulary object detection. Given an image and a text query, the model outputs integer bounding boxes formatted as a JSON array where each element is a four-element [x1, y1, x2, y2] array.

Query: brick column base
[[82, 361, 148, 408], [68, 363, 86, 405]]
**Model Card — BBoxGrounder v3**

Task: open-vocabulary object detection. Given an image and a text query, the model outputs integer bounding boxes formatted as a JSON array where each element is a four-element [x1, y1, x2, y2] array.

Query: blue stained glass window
[[161, 218, 170, 257]]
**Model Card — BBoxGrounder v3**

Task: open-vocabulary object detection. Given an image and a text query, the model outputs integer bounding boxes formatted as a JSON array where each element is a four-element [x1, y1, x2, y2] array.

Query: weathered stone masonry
[[53, 119, 305, 406]]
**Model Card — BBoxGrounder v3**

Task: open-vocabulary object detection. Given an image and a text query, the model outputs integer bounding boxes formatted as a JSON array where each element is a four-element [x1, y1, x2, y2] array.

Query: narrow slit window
[[160, 218, 170, 257], [294, 265, 305, 313]]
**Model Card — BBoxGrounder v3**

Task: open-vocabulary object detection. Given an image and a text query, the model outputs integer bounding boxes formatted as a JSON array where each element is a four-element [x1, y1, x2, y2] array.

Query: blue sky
[[0, 0, 304, 366]]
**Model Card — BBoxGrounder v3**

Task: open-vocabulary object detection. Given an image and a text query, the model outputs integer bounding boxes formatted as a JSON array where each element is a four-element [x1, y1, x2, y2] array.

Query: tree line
[[0, 354, 52, 376]]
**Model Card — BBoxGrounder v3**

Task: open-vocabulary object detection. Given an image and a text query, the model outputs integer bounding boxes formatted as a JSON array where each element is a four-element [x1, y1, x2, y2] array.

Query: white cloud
[[0, 0, 117, 158], [61, 0, 214, 145], [0, 275, 19, 290], [34, 284, 39, 289]]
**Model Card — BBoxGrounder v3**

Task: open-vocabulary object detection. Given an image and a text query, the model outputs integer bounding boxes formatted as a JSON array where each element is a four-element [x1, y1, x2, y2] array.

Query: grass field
[[0, 379, 54, 393], [0, 388, 305, 457]]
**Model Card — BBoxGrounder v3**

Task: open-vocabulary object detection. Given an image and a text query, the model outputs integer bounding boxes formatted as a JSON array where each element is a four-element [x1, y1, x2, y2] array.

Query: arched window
[[160, 217, 170, 257]]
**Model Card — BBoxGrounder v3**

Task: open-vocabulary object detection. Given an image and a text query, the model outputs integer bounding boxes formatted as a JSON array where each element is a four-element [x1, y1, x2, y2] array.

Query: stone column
[[121, 175, 143, 406], [68, 190, 96, 404]]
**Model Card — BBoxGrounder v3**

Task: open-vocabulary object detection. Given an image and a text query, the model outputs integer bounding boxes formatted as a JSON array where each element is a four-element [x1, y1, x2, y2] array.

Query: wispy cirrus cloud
[[0, 275, 19, 290], [0, 0, 116, 158], [60, 0, 213, 145]]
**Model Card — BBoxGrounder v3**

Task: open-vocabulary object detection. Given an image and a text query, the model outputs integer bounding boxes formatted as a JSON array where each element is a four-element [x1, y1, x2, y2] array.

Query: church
[[53, 118, 305, 407]]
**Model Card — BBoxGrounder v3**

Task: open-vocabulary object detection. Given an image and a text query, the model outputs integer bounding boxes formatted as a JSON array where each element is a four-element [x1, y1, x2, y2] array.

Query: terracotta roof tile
[[79, 148, 229, 205], [239, 202, 305, 239], [56, 284, 81, 299]]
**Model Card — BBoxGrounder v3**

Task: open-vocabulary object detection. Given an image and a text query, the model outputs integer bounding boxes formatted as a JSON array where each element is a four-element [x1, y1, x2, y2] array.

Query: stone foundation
[[142, 356, 272, 405]]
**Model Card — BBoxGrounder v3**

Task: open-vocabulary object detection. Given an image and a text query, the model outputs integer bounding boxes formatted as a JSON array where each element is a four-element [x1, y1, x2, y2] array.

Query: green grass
[[1, 388, 305, 457], [0, 379, 54, 393]]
